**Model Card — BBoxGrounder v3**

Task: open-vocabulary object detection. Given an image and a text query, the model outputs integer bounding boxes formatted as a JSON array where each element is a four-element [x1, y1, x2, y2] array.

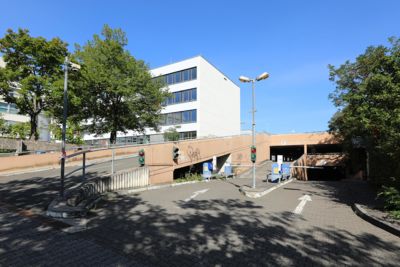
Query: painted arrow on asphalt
[[184, 188, 209, 202], [293, 194, 312, 215]]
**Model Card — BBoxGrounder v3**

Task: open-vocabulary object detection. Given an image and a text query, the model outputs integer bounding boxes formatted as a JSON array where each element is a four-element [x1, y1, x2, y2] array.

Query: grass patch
[[174, 173, 203, 183]]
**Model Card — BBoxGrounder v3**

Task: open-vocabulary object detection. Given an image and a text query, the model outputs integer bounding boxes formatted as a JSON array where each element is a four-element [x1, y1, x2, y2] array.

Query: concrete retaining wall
[[0, 137, 75, 152]]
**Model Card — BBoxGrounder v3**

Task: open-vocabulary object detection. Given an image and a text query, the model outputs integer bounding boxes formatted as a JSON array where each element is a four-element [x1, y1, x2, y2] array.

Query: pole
[[111, 148, 115, 174], [60, 56, 68, 198], [82, 152, 86, 181], [252, 80, 256, 189]]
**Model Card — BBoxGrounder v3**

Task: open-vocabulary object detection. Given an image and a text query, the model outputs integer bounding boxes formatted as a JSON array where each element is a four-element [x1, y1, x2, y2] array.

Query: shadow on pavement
[[77, 193, 400, 266], [0, 171, 106, 214], [1, 172, 399, 266], [298, 180, 383, 208]]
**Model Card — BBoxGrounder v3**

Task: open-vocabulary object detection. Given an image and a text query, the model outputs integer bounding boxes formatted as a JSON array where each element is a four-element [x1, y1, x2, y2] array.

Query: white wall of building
[[83, 55, 240, 142], [197, 57, 240, 137]]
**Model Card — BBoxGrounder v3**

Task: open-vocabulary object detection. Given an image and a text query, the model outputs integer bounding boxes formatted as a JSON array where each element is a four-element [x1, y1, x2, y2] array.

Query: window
[[174, 72, 181, 83], [0, 102, 8, 113], [167, 74, 174, 85], [191, 110, 197, 122], [174, 91, 181, 103], [183, 69, 190, 81], [191, 68, 197, 79], [167, 114, 174, 125], [191, 89, 197, 101], [9, 104, 19, 114], [153, 67, 197, 86], [179, 131, 197, 140], [182, 110, 190, 123], [173, 112, 181, 124], [159, 109, 197, 126], [183, 90, 190, 102], [161, 88, 197, 106]]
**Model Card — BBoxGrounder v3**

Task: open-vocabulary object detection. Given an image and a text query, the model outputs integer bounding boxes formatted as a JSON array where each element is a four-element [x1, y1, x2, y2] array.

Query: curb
[[0, 201, 70, 230], [352, 203, 400, 238], [239, 178, 294, 198]]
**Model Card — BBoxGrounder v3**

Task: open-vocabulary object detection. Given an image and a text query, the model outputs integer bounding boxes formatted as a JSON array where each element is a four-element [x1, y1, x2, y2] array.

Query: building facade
[[84, 56, 241, 144]]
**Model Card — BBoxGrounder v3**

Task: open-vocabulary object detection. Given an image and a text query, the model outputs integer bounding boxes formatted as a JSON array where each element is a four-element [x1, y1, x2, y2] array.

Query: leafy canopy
[[329, 37, 400, 183], [0, 28, 67, 140], [74, 25, 168, 144]]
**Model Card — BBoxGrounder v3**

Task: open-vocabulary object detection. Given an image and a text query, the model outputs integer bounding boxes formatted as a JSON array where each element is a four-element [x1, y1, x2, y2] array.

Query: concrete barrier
[[47, 167, 150, 218]]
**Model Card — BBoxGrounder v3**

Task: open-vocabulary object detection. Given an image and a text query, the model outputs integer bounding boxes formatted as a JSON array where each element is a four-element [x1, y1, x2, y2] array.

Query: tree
[[74, 25, 168, 144], [328, 37, 400, 183], [163, 127, 180, 141], [0, 114, 9, 135], [9, 122, 30, 139], [49, 120, 84, 144], [0, 28, 68, 140]]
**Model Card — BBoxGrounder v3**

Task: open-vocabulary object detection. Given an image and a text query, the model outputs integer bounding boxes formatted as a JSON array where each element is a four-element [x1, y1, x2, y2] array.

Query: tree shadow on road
[[0, 171, 103, 214], [296, 180, 383, 208], [79, 193, 400, 266], [1, 173, 398, 266]]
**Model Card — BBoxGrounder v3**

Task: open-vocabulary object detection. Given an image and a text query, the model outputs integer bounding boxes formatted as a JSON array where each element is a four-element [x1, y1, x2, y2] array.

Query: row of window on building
[[85, 131, 197, 145], [154, 67, 197, 86], [0, 102, 19, 114], [159, 109, 197, 126], [179, 131, 197, 140], [162, 88, 197, 106]]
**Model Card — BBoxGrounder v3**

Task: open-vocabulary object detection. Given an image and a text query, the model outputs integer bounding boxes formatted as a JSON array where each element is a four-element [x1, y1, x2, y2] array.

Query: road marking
[[293, 194, 312, 215], [184, 188, 209, 202]]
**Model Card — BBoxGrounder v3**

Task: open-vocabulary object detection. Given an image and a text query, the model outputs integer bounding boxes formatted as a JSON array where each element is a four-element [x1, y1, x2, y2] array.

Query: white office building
[[84, 56, 241, 144], [0, 57, 50, 141]]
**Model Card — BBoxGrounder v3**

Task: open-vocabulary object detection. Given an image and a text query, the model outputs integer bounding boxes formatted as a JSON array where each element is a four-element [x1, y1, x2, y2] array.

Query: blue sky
[[1, 0, 399, 133]]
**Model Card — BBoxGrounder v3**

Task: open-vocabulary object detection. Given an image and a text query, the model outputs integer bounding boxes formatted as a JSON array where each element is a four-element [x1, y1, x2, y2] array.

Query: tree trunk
[[29, 114, 38, 140], [110, 130, 117, 144]]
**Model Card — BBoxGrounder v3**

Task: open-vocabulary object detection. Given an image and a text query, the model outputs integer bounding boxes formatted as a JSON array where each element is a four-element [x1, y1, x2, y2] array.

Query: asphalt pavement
[[1, 163, 400, 266], [0, 156, 139, 214]]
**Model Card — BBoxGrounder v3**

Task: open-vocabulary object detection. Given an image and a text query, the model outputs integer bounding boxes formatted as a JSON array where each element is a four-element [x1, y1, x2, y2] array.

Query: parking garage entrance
[[270, 144, 346, 181], [270, 145, 304, 162]]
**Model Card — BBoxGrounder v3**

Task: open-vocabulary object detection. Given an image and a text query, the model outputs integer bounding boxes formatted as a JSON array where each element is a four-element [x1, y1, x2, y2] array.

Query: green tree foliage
[[9, 122, 30, 139], [329, 37, 400, 186], [0, 28, 68, 140], [74, 25, 168, 144], [163, 127, 180, 141], [0, 114, 9, 135], [378, 186, 400, 219], [49, 121, 84, 145]]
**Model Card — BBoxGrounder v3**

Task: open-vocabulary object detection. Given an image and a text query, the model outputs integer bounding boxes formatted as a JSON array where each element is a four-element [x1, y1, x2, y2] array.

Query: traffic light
[[173, 146, 180, 160], [250, 146, 256, 163], [138, 149, 145, 166]]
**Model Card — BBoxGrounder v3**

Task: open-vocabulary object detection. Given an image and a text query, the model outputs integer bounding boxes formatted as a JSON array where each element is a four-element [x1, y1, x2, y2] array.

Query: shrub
[[378, 186, 400, 219]]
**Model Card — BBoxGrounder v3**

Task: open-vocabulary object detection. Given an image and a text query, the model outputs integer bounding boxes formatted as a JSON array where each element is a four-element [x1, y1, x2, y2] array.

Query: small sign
[[202, 162, 211, 179], [277, 155, 283, 165]]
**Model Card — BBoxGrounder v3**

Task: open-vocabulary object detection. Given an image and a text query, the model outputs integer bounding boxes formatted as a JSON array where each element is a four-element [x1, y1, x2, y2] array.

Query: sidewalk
[[345, 180, 400, 237], [0, 205, 137, 266], [228, 161, 293, 198]]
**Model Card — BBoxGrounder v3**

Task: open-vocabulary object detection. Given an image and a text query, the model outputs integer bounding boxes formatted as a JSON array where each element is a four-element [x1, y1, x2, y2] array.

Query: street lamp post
[[60, 56, 80, 199], [239, 72, 269, 189]]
